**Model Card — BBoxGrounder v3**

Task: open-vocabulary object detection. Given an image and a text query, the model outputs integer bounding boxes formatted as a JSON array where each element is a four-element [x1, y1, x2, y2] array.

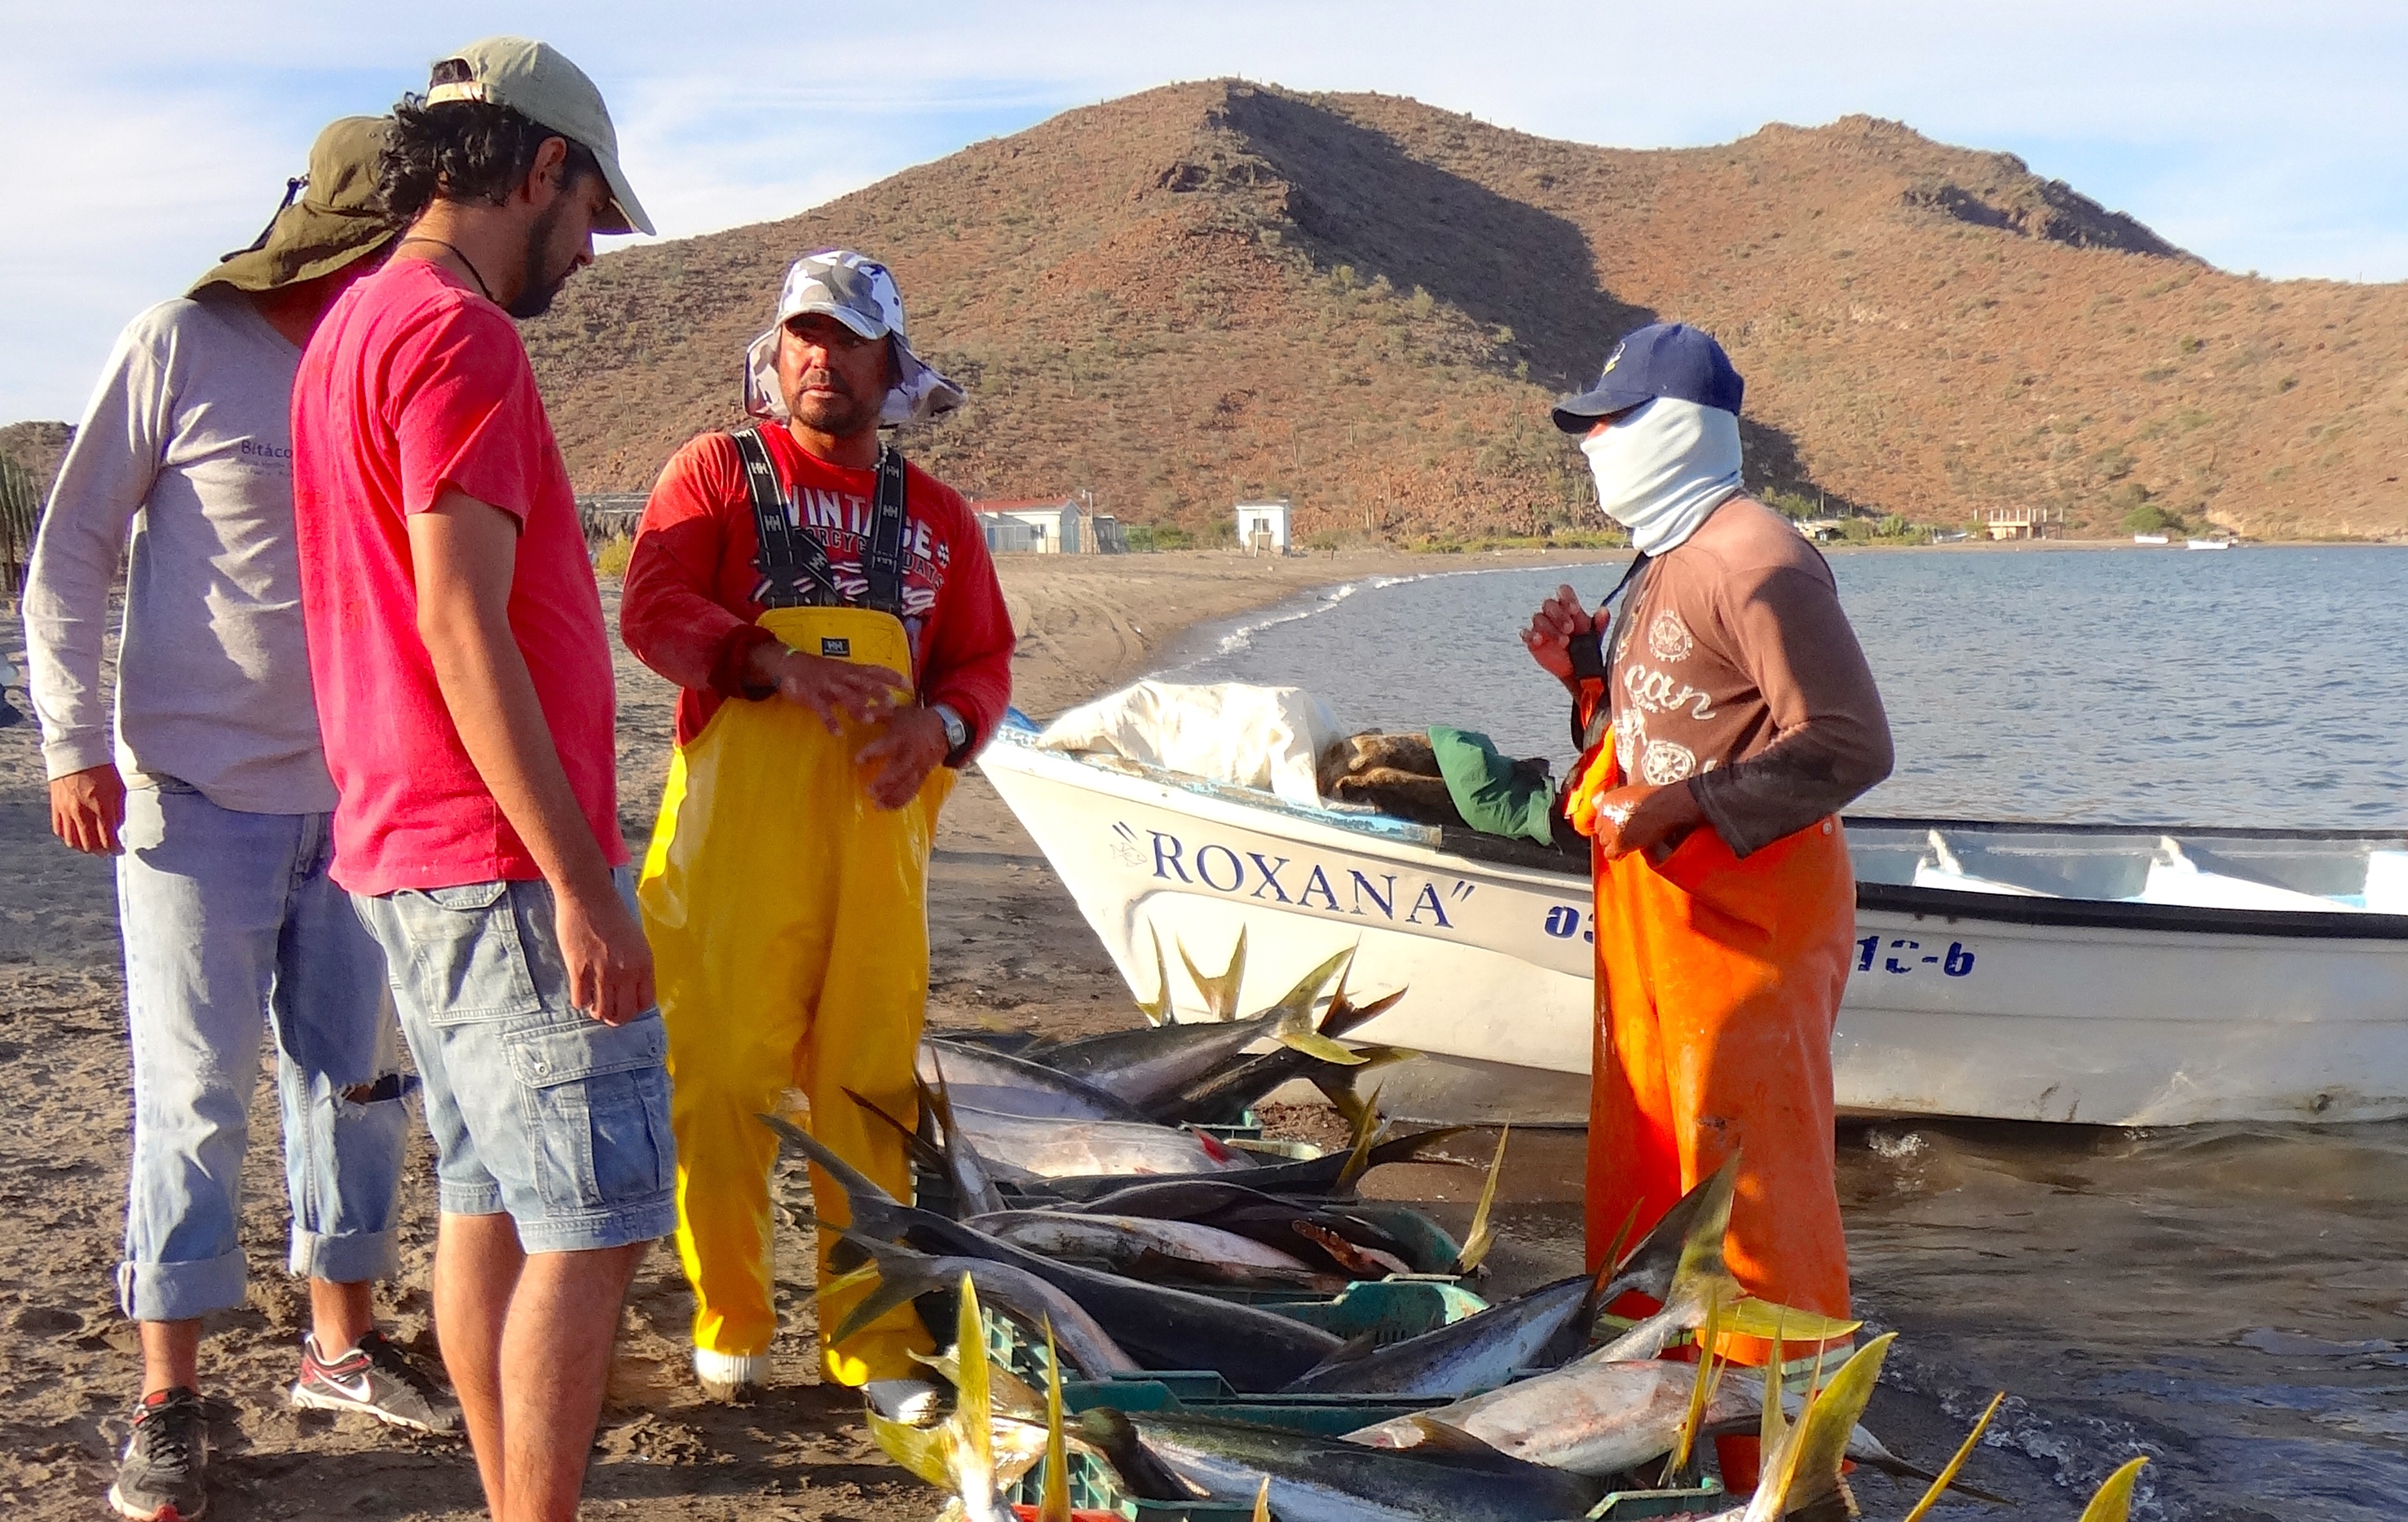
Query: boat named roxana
[[979, 709, 2408, 1128]]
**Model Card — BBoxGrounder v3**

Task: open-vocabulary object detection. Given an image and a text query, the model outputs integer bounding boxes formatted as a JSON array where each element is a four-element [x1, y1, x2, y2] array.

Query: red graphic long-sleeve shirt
[[620, 426, 1014, 754]]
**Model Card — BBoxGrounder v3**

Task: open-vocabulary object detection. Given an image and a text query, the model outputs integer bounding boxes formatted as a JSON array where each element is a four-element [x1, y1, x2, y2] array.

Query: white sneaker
[[693, 1348, 769, 1403]]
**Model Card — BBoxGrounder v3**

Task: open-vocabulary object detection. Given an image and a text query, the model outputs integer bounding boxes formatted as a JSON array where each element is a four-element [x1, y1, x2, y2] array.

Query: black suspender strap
[[734, 426, 842, 608], [862, 444, 908, 619], [1570, 552, 1652, 750], [735, 426, 913, 615]]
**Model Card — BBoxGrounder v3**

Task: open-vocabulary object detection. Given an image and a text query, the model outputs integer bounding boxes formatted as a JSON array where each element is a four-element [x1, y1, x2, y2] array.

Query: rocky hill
[[523, 82, 2408, 541], [16, 85, 2403, 541]]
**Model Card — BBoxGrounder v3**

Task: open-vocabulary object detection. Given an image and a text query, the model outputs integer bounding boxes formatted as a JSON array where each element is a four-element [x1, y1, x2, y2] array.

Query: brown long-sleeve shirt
[[1580, 496, 1894, 857]]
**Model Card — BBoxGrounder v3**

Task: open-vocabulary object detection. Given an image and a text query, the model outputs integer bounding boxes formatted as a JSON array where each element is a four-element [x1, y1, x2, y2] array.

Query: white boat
[[978, 720, 2408, 1127], [2188, 537, 2235, 550], [2132, 534, 2171, 545]]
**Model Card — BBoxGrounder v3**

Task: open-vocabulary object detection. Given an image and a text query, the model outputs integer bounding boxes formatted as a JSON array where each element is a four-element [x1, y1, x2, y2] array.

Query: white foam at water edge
[[1198, 562, 1552, 660]]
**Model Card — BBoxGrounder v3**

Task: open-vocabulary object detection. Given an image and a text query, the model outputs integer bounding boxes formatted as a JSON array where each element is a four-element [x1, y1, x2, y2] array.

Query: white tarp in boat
[[2134, 838, 2366, 913], [2366, 852, 2408, 914], [1035, 680, 1339, 809]]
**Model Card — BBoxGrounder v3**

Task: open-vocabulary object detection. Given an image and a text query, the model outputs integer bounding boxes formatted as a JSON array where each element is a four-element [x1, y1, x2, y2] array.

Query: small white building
[[977, 513, 1043, 554], [1235, 500, 1291, 554], [974, 498, 1084, 554]]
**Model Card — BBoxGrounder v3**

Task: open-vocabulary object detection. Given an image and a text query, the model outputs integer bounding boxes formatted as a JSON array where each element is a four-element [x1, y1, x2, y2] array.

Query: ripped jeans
[[117, 779, 409, 1322]]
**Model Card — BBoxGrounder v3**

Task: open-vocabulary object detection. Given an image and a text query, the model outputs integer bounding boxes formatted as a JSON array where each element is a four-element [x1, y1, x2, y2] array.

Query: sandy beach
[[0, 547, 1512, 1522]]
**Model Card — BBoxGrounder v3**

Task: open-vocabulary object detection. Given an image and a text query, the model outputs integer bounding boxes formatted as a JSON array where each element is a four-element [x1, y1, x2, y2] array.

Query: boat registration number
[[1541, 908, 1978, 979]]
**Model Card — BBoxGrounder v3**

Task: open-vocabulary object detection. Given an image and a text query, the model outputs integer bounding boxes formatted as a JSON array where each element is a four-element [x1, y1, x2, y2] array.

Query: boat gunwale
[[981, 732, 2408, 943]]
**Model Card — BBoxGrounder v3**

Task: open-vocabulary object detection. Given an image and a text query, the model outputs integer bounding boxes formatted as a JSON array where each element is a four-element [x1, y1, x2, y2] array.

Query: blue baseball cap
[[1552, 322, 1744, 433]]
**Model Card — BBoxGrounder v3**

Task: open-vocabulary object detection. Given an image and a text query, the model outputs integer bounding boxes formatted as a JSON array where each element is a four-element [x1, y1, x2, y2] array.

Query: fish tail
[[1452, 1124, 1510, 1273], [1745, 1332, 1893, 1522], [1898, 1391, 2008, 1520], [2078, 1457, 2150, 1522]]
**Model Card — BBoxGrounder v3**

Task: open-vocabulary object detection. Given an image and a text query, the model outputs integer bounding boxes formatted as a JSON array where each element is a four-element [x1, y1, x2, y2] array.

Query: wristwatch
[[933, 703, 971, 761]]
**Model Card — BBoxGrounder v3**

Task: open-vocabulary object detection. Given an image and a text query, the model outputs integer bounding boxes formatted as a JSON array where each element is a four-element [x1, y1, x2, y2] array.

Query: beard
[[506, 199, 572, 320], [783, 370, 882, 437]]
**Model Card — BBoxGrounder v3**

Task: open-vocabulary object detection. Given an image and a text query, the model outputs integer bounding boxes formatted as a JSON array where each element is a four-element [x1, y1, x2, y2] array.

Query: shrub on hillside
[[2123, 502, 2185, 535], [1128, 523, 1195, 551]]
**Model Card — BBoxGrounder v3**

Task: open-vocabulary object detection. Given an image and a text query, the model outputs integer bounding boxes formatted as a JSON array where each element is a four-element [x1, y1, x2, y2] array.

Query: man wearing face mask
[[1521, 323, 1891, 1358], [619, 250, 1012, 1396]]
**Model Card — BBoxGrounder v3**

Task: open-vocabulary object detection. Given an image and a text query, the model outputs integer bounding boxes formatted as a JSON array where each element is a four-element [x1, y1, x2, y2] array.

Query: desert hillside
[[520, 82, 2408, 541], [13, 84, 2405, 541]]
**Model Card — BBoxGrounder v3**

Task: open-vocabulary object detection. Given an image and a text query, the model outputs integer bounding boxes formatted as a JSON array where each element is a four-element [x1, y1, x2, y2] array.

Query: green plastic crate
[[1012, 1440, 1253, 1521], [1059, 1371, 1449, 1436], [1192, 1275, 1490, 1342], [1008, 1371, 1445, 1519], [977, 1273, 1488, 1388], [1587, 1478, 1727, 1518]]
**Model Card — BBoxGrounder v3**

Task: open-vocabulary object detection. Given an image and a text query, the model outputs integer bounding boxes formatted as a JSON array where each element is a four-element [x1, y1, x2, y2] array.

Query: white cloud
[[4, 0, 2403, 419]]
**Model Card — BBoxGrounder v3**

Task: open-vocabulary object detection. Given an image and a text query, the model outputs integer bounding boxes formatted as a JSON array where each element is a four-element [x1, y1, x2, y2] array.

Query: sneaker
[[108, 1387, 208, 1522], [694, 1348, 768, 1403], [290, 1330, 462, 1435]]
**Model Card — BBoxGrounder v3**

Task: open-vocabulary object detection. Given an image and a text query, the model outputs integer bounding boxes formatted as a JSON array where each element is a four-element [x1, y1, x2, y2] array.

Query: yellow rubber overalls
[[637, 437, 955, 1387]]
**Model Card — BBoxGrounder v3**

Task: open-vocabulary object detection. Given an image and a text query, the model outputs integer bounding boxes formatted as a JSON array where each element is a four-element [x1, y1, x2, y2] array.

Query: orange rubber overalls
[[1568, 725, 1856, 1361]]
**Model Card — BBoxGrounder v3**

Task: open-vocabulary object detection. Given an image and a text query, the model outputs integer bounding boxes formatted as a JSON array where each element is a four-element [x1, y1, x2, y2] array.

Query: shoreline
[[0, 548, 2085, 1518]]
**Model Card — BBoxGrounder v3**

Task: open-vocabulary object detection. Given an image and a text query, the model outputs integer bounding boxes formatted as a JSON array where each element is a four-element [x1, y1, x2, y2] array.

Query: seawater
[[1167, 545, 2408, 1520], [1171, 545, 2408, 827]]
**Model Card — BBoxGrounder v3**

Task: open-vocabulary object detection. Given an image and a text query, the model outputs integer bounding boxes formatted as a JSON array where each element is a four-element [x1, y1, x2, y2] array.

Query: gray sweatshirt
[[22, 289, 337, 814]]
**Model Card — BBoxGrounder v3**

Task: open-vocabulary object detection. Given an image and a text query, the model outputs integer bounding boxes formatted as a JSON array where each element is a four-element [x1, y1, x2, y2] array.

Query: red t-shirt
[[291, 258, 627, 894], [620, 427, 1013, 750]]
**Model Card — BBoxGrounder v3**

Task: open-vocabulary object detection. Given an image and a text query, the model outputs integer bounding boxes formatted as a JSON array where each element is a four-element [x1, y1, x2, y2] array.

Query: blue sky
[[4, 2, 2403, 422]]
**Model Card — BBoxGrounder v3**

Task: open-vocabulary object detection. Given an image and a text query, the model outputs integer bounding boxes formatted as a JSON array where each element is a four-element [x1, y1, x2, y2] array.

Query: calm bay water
[[1167, 545, 2408, 1520], [1171, 545, 2408, 828]]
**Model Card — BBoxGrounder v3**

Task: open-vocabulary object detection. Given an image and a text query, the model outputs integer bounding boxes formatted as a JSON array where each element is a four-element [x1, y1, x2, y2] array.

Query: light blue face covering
[[1579, 397, 1744, 555]]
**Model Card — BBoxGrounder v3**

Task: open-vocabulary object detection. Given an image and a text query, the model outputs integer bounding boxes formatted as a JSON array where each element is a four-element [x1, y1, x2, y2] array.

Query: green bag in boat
[[1428, 726, 1557, 845]]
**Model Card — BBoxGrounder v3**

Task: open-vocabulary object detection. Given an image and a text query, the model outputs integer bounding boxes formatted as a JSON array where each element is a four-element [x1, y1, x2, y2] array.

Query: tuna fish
[[822, 1233, 1140, 1379], [918, 1039, 1155, 1123], [947, 1105, 1254, 1178], [765, 1114, 1344, 1391], [965, 1209, 1335, 1289], [1281, 1156, 1733, 1399], [1037, 943, 1359, 1108], [1077, 1406, 1610, 1522], [1033, 1126, 1470, 1202], [863, 1273, 1014, 1521]]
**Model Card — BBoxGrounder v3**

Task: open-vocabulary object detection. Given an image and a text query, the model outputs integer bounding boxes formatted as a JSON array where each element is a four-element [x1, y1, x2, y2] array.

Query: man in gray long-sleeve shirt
[[23, 119, 458, 1522]]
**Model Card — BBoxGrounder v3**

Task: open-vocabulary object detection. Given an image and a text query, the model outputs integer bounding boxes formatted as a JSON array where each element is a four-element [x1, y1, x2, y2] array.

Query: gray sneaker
[[108, 1387, 208, 1521], [289, 1331, 462, 1435]]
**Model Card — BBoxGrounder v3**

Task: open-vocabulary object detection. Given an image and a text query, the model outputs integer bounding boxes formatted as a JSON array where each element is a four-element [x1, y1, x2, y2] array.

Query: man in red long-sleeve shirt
[[619, 249, 1011, 1394]]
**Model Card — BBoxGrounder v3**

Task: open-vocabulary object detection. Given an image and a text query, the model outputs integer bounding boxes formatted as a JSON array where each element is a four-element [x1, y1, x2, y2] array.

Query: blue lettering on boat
[[1195, 845, 1245, 893], [1407, 883, 1451, 927], [1139, 827, 1463, 929], [1297, 865, 1341, 911], [1246, 854, 1294, 903], [1150, 831, 1189, 883], [1348, 871, 1396, 919]]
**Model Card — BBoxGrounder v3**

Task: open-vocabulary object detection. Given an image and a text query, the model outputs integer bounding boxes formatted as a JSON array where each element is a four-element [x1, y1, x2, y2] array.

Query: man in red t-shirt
[[291, 39, 668, 1522], [620, 249, 1012, 1394]]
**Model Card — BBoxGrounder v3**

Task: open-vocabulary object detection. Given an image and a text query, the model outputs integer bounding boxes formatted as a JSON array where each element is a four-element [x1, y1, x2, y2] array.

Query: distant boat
[[2133, 533, 2171, 545], [2188, 537, 2235, 550], [981, 720, 2408, 1128]]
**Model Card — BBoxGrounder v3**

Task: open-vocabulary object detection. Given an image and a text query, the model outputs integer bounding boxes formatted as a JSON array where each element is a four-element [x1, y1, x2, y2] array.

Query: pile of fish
[[763, 937, 2154, 1520]]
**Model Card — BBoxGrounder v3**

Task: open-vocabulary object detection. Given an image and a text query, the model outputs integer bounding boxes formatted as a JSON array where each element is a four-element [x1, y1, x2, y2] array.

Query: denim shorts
[[355, 869, 676, 1255]]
